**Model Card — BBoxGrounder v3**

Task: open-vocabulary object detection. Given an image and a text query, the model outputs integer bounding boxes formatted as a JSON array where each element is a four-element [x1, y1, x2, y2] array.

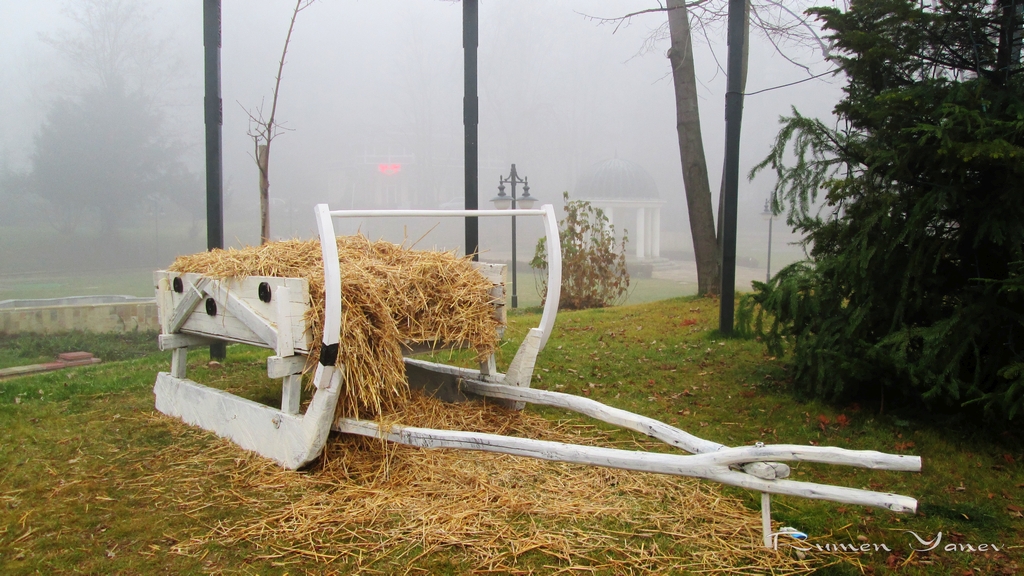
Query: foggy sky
[[1, 0, 841, 265]]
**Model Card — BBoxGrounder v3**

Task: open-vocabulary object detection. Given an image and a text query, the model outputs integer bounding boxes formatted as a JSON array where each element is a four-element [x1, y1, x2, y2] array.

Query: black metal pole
[[511, 184, 518, 309], [204, 0, 226, 360], [463, 0, 479, 261], [719, 0, 745, 335]]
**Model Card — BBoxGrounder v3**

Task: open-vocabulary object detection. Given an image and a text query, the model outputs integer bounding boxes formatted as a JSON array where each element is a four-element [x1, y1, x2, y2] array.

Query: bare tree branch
[[243, 0, 317, 244]]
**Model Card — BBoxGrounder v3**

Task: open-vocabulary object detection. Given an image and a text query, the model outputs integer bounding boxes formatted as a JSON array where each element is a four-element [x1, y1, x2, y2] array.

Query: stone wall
[[0, 301, 159, 334]]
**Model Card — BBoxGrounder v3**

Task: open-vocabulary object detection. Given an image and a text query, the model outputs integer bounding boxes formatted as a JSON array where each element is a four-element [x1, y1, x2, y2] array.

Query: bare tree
[[243, 0, 317, 245], [585, 1, 830, 295]]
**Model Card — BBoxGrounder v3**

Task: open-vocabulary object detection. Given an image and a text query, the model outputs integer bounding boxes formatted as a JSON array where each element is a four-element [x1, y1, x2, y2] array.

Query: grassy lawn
[[0, 298, 1020, 574], [508, 275, 689, 308], [0, 332, 160, 370]]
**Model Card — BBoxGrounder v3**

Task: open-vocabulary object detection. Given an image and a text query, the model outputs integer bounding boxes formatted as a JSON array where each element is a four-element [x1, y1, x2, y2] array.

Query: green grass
[[0, 331, 160, 370], [0, 299, 1022, 574], [509, 274, 690, 308]]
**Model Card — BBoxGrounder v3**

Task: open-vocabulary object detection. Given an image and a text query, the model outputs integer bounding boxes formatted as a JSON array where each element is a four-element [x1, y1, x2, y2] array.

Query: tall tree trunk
[[667, 0, 718, 295], [259, 144, 270, 244]]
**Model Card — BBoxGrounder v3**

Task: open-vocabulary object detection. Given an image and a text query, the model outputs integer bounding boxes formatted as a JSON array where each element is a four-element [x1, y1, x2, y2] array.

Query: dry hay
[[168, 236, 501, 417], [155, 392, 818, 574]]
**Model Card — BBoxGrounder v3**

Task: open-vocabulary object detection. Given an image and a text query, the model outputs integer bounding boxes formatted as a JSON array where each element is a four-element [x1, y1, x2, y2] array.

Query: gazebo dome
[[574, 158, 659, 200]]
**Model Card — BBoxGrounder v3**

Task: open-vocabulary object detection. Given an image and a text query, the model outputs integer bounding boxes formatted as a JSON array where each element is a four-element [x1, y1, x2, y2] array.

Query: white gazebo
[[574, 158, 665, 260]]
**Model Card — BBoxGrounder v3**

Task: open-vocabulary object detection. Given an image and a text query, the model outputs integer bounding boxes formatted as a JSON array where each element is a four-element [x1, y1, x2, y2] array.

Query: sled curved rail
[[314, 204, 562, 354]]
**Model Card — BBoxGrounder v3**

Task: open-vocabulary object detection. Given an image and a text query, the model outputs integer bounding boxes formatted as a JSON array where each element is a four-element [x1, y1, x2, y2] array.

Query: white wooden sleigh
[[154, 203, 921, 547]]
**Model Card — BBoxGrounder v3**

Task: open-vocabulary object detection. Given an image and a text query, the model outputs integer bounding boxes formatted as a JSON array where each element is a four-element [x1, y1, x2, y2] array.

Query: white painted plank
[[276, 285, 295, 357], [463, 379, 723, 455], [418, 357, 786, 478], [154, 367, 340, 469], [472, 262, 507, 329], [168, 277, 210, 333], [205, 280, 279, 350], [170, 348, 188, 378], [316, 204, 342, 351], [179, 309, 268, 348], [404, 357, 491, 381], [504, 328, 542, 389], [267, 355, 307, 378], [156, 275, 172, 334], [761, 493, 773, 549], [463, 384, 918, 471], [328, 208, 547, 218], [479, 354, 497, 381], [282, 374, 302, 415], [471, 262, 506, 285], [159, 272, 311, 351], [159, 333, 214, 351], [333, 419, 918, 512], [537, 204, 561, 350]]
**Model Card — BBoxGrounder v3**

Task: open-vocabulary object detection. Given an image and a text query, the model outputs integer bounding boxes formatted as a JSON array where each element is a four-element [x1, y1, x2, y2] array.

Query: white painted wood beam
[[463, 379, 724, 455], [168, 277, 211, 333], [170, 348, 188, 379], [155, 366, 341, 469], [159, 333, 215, 351], [267, 355, 306, 378], [205, 280, 279, 350], [334, 419, 918, 512], [282, 374, 302, 415], [276, 285, 295, 357]]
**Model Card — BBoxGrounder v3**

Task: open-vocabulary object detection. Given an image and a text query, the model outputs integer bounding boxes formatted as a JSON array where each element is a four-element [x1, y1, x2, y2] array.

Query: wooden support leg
[[171, 348, 188, 379], [282, 374, 302, 415], [479, 354, 497, 381], [761, 492, 773, 549]]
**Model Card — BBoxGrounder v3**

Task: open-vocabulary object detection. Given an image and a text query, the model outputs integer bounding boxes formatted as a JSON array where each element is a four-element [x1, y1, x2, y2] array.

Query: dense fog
[[0, 0, 839, 292]]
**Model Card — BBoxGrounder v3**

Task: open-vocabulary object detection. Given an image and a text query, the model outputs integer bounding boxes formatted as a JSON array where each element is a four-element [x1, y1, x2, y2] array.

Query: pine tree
[[746, 0, 1024, 419]]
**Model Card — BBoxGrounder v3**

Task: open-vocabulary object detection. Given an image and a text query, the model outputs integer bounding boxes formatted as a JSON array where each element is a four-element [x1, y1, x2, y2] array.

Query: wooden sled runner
[[154, 203, 921, 547]]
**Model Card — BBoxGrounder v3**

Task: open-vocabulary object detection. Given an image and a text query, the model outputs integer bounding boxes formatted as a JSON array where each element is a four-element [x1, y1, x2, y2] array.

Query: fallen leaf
[[836, 414, 850, 427], [1004, 454, 1016, 464]]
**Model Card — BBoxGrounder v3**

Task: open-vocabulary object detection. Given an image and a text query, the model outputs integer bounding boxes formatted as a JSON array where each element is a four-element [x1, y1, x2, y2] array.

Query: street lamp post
[[761, 198, 774, 283], [491, 164, 536, 308]]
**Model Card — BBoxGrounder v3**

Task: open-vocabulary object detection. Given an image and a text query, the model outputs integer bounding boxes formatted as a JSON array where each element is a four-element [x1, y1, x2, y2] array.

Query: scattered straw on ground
[[168, 236, 501, 417], [142, 392, 818, 574]]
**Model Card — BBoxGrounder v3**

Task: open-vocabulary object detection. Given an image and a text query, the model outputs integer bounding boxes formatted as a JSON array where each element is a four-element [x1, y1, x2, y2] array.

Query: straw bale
[[168, 236, 501, 417]]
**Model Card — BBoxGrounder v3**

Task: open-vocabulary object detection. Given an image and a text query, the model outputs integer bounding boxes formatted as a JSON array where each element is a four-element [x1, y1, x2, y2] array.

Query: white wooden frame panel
[[156, 365, 340, 469], [155, 271, 311, 352]]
